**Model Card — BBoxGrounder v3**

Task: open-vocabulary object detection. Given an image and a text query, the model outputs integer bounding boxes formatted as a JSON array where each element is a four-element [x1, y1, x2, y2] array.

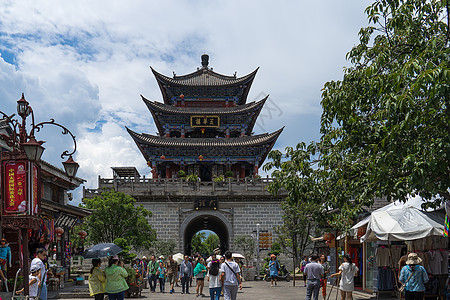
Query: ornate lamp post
[[0, 93, 79, 295]]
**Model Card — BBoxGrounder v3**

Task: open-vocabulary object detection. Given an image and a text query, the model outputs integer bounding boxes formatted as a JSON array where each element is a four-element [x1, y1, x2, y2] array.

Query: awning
[[361, 206, 444, 242]]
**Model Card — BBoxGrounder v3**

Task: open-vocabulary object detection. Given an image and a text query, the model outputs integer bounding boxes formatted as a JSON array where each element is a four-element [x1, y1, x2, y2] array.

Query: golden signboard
[[190, 115, 220, 128]]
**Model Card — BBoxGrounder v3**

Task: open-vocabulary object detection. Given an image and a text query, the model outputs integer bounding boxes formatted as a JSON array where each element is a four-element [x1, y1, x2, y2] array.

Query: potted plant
[[224, 171, 233, 179], [214, 175, 225, 186], [178, 170, 186, 179]]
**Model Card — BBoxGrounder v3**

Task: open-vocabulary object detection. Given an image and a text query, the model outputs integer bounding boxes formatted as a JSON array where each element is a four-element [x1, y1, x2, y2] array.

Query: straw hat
[[406, 253, 422, 265]]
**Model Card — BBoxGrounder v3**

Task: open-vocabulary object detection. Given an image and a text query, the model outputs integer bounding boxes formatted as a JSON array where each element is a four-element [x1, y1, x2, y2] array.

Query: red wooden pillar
[[166, 165, 171, 178], [254, 165, 259, 176], [240, 165, 245, 179]]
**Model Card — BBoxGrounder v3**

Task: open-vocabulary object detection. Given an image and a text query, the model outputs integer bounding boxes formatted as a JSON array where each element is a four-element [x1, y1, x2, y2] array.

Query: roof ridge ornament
[[201, 53, 209, 68]]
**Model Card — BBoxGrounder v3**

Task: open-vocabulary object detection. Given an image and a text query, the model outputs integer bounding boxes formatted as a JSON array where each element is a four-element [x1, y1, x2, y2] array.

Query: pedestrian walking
[[88, 258, 106, 300], [319, 254, 330, 300], [180, 255, 193, 294], [194, 257, 207, 297], [301, 256, 309, 287], [220, 251, 242, 300], [147, 255, 158, 292], [330, 254, 359, 300], [30, 248, 48, 300], [104, 256, 129, 300], [207, 254, 222, 300], [303, 254, 324, 300], [268, 254, 281, 287], [15, 265, 40, 299], [167, 255, 178, 294], [399, 253, 429, 300], [156, 261, 166, 293], [189, 256, 194, 287]]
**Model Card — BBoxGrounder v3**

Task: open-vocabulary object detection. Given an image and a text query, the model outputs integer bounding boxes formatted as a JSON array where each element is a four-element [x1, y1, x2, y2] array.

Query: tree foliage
[[82, 190, 156, 249], [152, 240, 177, 257], [114, 238, 137, 264], [191, 232, 220, 255], [264, 143, 323, 286], [265, 0, 449, 232], [320, 0, 450, 210], [233, 235, 255, 267]]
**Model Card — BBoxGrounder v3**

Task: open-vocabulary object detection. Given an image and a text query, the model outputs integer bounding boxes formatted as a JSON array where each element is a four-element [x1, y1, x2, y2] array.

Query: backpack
[[209, 261, 219, 276]]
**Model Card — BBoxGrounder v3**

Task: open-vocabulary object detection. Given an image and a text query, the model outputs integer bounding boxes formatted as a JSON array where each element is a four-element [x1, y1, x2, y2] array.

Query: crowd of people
[[16, 246, 430, 300], [87, 250, 242, 300]]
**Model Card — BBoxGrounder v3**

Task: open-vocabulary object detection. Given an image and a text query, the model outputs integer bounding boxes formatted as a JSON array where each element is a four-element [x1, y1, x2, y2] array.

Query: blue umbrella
[[82, 243, 123, 259]]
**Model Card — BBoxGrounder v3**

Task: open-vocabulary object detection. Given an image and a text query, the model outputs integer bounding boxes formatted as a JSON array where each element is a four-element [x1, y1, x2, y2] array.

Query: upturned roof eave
[[126, 126, 284, 148]]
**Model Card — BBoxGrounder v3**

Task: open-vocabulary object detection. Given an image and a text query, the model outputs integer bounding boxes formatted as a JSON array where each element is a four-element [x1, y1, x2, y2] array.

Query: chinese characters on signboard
[[3, 161, 27, 213], [194, 197, 218, 210], [190, 116, 220, 128], [32, 164, 39, 215]]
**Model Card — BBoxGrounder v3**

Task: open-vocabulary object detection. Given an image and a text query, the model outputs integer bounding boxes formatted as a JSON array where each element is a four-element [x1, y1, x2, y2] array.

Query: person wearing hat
[[16, 264, 41, 299], [105, 255, 129, 300], [399, 253, 429, 300], [268, 254, 281, 287]]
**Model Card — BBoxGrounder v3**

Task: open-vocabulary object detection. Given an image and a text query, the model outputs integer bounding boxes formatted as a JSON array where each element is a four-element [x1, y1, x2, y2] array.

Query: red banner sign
[[32, 163, 39, 215], [4, 161, 27, 213]]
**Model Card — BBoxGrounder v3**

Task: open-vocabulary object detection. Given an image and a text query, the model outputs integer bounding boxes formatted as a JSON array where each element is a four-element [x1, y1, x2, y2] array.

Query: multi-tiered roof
[[128, 54, 283, 180]]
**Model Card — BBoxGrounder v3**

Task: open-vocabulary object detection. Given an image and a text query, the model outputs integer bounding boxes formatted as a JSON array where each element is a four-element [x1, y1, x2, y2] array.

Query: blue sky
[[0, 0, 370, 204]]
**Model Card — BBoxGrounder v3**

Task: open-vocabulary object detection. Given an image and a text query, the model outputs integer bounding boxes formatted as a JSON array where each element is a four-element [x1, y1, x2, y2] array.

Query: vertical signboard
[[31, 163, 39, 215], [3, 161, 27, 214]]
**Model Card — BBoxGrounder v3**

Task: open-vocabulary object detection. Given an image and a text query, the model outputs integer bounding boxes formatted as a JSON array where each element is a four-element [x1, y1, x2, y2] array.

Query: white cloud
[[0, 0, 371, 203]]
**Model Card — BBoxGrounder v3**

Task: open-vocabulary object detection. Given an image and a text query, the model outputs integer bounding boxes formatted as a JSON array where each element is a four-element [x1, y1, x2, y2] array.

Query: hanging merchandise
[[443, 215, 449, 237]]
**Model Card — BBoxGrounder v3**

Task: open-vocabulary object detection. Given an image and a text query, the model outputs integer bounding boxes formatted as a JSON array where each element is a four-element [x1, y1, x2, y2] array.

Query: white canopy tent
[[360, 206, 444, 242]]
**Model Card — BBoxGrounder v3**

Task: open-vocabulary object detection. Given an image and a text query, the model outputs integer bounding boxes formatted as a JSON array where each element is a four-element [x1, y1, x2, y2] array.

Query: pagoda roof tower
[[128, 54, 283, 181], [151, 54, 258, 106]]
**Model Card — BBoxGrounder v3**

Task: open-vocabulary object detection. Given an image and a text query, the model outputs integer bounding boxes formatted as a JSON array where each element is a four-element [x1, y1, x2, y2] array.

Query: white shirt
[[30, 258, 46, 283], [339, 262, 358, 292], [29, 275, 39, 297], [220, 260, 240, 286]]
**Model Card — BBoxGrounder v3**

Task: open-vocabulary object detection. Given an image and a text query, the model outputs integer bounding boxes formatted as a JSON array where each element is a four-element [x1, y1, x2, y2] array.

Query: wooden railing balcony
[[83, 176, 285, 198]]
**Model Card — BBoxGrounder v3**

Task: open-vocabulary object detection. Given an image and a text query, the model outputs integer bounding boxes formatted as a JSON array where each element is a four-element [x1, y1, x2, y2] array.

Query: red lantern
[[179, 94, 185, 99], [323, 232, 335, 241], [55, 227, 64, 240], [160, 155, 165, 160], [198, 155, 203, 161], [78, 230, 87, 240]]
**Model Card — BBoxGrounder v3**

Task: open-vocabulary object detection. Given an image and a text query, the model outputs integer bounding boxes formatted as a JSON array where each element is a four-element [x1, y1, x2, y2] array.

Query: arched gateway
[[83, 55, 286, 254], [181, 211, 232, 255]]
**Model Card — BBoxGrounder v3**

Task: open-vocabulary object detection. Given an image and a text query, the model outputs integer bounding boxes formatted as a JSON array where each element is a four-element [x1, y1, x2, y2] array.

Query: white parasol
[[172, 253, 184, 264], [232, 253, 245, 259]]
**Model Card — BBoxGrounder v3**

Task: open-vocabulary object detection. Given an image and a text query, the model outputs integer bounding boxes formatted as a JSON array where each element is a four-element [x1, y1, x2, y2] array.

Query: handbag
[[399, 268, 415, 293]]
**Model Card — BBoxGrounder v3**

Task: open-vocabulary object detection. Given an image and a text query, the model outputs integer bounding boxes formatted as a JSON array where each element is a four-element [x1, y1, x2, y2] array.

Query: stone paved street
[[48, 280, 377, 300]]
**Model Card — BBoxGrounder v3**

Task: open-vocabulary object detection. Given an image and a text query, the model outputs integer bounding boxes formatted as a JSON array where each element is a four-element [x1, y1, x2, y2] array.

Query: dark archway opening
[[184, 215, 229, 255]]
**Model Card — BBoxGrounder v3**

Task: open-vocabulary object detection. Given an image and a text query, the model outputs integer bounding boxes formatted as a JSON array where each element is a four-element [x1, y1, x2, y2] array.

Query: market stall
[[352, 196, 447, 296]]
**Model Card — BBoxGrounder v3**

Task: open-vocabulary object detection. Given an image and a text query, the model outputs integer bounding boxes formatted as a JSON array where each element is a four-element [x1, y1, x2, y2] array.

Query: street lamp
[[0, 93, 79, 296], [256, 223, 260, 280]]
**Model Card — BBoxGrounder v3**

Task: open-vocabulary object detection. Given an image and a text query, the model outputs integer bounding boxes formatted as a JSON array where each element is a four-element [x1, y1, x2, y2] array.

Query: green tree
[[264, 143, 323, 286], [191, 232, 207, 254], [320, 0, 450, 214], [152, 240, 177, 257], [233, 236, 255, 267], [82, 190, 156, 249], [204, 234, 220, 255], [114, 238, 137, 264]]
